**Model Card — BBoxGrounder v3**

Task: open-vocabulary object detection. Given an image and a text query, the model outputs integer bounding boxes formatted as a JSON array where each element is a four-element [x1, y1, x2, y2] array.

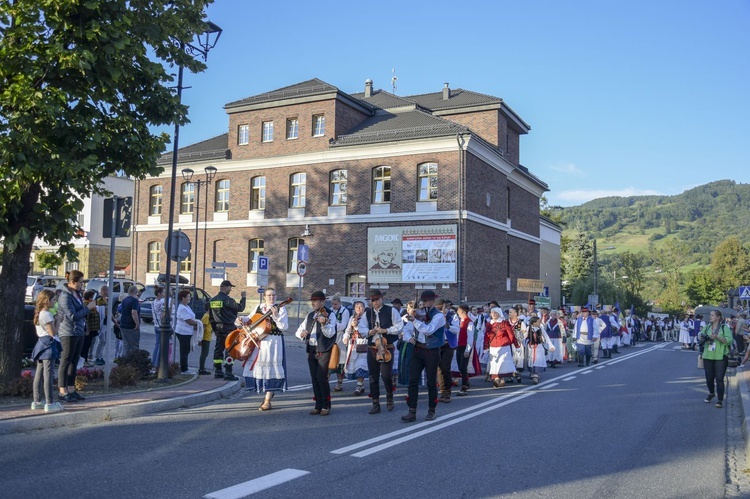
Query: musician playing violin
[[357, 289, 403, 414], [295, 290, 335, 416], [401, 289, 445, 423], [238, 287, 288, 411]]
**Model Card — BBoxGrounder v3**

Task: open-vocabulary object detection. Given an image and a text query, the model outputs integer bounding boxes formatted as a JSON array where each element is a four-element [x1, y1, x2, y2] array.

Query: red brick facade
[[133, 81, 547, 305]]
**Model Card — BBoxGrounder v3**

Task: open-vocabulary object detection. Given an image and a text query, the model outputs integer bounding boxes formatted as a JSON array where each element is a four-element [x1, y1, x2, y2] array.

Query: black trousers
[[59, 336, 84, 389], [704, 357, 729, 401], [214, 330, 229, 371], [456, 346, 471, 387], [307, 349, 332, 410], [176, 333, 191, 372], [81, 330, 99, 361], [408, 346, 440, 411], [366, 347, 394, 401], [438, 344, 456, 392]]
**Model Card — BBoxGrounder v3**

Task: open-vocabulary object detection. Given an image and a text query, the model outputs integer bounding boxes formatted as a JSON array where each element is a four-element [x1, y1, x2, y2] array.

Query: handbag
[[328, 343, 340, 370], [356, 343, 368, 353], [697, 354, 704, 369]]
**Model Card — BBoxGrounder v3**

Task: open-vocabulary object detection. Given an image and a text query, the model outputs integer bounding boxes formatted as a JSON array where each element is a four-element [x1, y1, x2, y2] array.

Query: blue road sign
[[740, 286, 750, 300], [258, 256, 269, 271], [298, 244, 309, 262]]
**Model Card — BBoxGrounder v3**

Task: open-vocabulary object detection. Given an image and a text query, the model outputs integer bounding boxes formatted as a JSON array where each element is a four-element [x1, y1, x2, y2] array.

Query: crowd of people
[[29, 272, 750, 419]]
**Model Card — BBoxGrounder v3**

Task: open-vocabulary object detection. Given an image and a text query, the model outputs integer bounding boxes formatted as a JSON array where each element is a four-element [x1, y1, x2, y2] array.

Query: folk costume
[[574, 309, 602, 367], [343, 312, 370, 391], [438, 305, 459, 403], [329, 303, 350, 392], [545, 317, 564, 365], [402, 290, 445, 422], [240, 302, 288, 394], [453, 315, 477, 394], [599, 311, 615, 359], [527, 324, 553, 384], [295, 291, 335, 415], [359, 291, 403, 413], [484, 313, 520, 387]]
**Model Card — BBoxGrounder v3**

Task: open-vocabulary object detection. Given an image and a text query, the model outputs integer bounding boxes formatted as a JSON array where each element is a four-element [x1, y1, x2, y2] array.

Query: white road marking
[[537, 383, 559, 390], [204, 469, 310, 499], [351, 393, 536, 457], [596, 366, 606, 369], [330, 343, 667, 457]]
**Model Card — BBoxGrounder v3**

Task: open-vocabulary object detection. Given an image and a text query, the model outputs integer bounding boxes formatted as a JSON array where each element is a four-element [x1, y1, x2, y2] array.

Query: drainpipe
[[456, 133, 467, 303]]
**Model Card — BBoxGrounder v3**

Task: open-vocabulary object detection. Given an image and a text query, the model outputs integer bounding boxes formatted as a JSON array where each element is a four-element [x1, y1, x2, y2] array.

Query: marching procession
[[214, 284, 746, 422]]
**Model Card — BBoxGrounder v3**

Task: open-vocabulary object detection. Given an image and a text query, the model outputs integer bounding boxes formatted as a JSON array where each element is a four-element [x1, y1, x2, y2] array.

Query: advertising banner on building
[[367, 225, 457, 284]]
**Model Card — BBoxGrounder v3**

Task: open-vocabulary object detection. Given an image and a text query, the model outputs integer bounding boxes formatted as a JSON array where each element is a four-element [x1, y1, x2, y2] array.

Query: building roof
[[405, 88, 502, 111], [224, 78, 340, 109], [331, 109, 468, 147], [349, 89, 417, 111], [157, 133, 229, 166]]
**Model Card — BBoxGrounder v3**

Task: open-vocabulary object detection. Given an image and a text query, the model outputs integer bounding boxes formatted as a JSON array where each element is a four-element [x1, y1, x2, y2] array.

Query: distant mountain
[[550, 180, 750, 266]]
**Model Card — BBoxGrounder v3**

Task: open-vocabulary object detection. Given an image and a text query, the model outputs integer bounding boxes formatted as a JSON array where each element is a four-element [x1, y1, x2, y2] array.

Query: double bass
[[225, 297, 293, 361]]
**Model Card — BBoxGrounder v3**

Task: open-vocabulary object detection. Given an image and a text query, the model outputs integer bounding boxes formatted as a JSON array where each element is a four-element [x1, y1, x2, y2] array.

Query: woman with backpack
[[700, 310, 734, 409]]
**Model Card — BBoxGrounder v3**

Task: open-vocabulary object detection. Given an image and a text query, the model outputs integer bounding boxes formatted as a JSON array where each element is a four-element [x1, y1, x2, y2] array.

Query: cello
[[225, 297, 293, 361]]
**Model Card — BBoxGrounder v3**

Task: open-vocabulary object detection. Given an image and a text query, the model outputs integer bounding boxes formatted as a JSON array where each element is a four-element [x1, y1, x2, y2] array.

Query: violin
[[225, 297, 292, 361], [371, 310, 392, 363]]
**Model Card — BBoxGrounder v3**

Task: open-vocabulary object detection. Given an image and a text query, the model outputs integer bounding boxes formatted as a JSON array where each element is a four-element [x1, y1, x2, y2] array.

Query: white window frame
[[216, 180, 230, 212], [290, 172, 306, 208], [286, 118, 299, 140], [418, 162, 438, 201], [262, 121, 274, 142], [313, 115, 325, 137], [251, 176, 266, 210], [238, 124, 250, 145]]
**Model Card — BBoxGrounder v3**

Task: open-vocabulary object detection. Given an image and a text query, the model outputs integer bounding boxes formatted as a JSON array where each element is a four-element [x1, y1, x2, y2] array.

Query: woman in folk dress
[[343, 300, 369, 396], [483, 307, 520, 388], [527, 316, 553, 384]]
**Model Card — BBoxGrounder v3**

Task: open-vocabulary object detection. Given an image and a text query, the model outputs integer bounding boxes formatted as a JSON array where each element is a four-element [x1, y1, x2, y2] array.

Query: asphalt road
[[2, 341, 732, 499]]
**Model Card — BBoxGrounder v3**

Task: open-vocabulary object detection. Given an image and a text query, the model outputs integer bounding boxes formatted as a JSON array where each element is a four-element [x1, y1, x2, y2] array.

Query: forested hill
[[550, 180, 750, 265]]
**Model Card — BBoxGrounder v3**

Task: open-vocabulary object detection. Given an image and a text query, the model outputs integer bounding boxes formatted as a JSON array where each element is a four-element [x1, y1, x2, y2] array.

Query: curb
[[737, 368, 750, 469], [0, 380, 241, 435]]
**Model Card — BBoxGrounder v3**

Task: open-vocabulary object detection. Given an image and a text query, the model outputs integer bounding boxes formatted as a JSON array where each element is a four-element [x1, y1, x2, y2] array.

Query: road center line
[[563, 376, 576, 381], [596, 366, 606, 369], [537, 383, 559, 390], [204, 469, 310, 499], [351, 393, 536, 458]]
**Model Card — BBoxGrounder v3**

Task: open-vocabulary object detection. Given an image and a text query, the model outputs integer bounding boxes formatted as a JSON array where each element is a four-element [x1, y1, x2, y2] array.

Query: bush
[[76, 367, 104, 380], [109, 365, 139, 388], [0, 371, 34, 397], [114, 349, 153, 379]]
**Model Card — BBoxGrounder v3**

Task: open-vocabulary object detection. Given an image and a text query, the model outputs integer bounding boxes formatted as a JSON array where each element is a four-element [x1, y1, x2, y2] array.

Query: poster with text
[[367, 225, 457, 284]]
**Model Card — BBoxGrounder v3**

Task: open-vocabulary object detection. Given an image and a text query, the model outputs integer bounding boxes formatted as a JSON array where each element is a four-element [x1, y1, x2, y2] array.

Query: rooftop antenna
[[391, 68, 398, 94]]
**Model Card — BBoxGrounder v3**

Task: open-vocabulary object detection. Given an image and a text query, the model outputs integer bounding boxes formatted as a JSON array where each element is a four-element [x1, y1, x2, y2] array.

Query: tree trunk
[[0, 241, 32, 384]]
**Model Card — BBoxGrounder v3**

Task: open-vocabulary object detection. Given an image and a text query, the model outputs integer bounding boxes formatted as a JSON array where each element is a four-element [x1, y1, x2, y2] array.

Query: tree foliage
[[0, 0, 215, 383], [685, 268, 725, 306], [710, 236, 750, 292], [564, 223, 593, 284], [35, 251, 63, 271]]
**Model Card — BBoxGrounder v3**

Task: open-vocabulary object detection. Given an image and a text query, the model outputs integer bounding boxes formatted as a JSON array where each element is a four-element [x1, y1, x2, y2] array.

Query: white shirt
[[174, 303, 196, 336], [36, 310, 55, 338], [295, 310, 334, 346]]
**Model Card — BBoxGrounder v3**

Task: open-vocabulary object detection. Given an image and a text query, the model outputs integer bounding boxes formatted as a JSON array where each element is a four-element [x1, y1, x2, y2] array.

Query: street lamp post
[[158, 22, 222, 381], [181, 165, 217, 294]]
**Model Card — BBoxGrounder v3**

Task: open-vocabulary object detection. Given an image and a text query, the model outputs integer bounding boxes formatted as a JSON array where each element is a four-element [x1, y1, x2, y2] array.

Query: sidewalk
[[0, 374, 241, 435]]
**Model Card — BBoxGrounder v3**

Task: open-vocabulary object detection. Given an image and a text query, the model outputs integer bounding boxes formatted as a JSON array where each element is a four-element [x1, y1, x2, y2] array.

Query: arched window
[[290, 173, 306, 208], [181, 182, 195, 214], [248, 239, 264, 273], [372, 166, 391, 203], [288, 238, 304, 272], [148, 242, 161, 273], [149, 185, 162, 216], [330, 169, 347, 206], [215, 180, 230, 212], [251, 176, 266, 210], [417, 162, 438, 201]]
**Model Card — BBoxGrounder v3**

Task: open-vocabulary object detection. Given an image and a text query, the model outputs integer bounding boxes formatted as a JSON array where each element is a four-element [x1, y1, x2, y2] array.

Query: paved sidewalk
[[0, 375, 240, 435]]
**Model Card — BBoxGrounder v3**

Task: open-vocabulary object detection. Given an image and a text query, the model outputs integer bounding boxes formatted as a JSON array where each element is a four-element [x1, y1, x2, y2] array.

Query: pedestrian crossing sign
[[740, 286, 750, 300]]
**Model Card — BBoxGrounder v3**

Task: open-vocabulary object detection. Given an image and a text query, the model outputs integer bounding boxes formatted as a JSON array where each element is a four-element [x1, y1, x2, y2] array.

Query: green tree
[[685, 268, 725, 306], [35, 252, 64, 273], [710, 236, 750, 292], [617, 250, 646, 297], [564, 223, 593, 283], [0, 0, 214, 383]]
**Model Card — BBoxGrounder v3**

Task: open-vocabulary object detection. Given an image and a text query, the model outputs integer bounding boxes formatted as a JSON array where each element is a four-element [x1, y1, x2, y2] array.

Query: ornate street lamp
[[159, 22, 222, 381], [181, 165, 218, 293]]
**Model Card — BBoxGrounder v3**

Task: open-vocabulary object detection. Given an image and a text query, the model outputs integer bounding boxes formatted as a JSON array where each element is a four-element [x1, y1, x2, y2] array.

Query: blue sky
[[170, 0, 750, 206]]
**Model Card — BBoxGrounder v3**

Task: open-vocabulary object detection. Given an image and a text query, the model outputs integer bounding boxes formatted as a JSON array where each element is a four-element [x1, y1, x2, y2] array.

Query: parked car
[[140, 285, 211, 323], [25, 276, 67, 303], [85, 278, 144, 301]]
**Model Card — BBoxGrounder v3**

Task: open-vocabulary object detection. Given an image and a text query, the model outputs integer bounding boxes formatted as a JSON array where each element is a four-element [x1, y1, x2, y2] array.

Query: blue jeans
[[152, 327, 161, 367], [576, 343, 592, 364]]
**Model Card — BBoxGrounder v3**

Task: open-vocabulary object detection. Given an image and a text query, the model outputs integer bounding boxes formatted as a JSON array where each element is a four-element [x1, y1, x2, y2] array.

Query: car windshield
[[27, 277, 36, 286]]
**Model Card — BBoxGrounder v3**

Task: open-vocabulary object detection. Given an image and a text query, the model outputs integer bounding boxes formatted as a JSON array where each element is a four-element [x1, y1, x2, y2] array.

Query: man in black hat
[[391, 298, 407, 317], [295, 290, 335, 415], [402, 289, 445, 422], [358, 289, 403, 414], [209, 280, 247, 380]]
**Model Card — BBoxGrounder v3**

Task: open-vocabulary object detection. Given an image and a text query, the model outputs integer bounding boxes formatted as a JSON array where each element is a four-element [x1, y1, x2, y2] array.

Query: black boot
[[386, 395, 394, 411], [223, 365, 238, 381], [401, 408, 417, 422], [369, 399, 381, 414]]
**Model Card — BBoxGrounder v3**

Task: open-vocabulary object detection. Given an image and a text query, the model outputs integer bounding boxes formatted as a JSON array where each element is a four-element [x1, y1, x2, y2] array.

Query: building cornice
[[224, 91, 373, 116]]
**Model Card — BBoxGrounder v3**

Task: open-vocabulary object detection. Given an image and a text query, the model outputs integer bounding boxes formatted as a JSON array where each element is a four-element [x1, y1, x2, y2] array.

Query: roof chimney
[[442, 82, 451, 100], [364, 79, 373, 98]]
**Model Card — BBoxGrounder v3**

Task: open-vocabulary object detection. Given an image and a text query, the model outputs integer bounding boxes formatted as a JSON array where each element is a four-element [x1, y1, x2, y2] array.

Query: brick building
[[132, 78, 550, 305]]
